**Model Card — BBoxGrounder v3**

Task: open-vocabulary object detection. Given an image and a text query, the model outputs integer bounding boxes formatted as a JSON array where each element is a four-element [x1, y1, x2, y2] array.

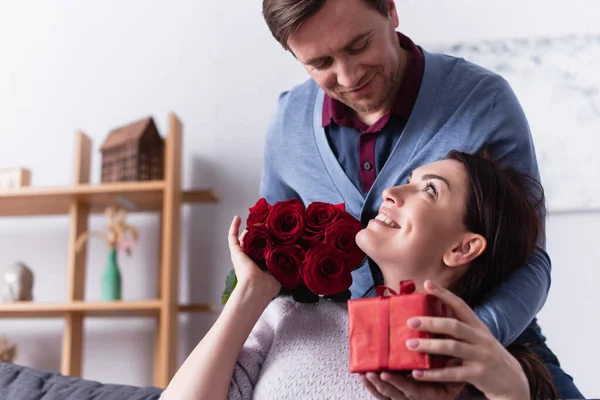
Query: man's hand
[[360, 372, 464, 400]]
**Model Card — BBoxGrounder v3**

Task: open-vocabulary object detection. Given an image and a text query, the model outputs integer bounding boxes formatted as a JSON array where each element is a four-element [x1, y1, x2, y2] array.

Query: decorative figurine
[[0, 336, 16, 363], [1, 262, 34, 303], [100, 116, 164, 183], [0, 167, 31, 190], [76, 207, 139, 301]]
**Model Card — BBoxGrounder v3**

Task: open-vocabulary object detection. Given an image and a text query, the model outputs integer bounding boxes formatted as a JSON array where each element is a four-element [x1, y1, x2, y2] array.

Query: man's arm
[[259, 91, 300, 203], [474, 77, 552, 345]]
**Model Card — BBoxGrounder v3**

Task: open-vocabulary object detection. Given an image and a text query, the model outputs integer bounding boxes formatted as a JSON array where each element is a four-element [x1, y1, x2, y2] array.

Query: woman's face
[[356, 159, 473, 284]]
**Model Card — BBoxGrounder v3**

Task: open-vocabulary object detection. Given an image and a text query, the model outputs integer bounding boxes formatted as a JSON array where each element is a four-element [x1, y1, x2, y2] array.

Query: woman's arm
[[161, 216, 281, 400]]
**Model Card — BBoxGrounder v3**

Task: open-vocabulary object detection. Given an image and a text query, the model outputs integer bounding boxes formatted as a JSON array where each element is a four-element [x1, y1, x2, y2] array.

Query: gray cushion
[[0, 362, 163, 400]]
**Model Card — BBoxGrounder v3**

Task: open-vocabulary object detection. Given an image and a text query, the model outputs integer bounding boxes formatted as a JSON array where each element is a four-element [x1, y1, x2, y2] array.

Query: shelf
[[0, 300, 162, 318], [0, 181, 219, 217], [178, 303, 215, 313], [0, 300, 214, 318]]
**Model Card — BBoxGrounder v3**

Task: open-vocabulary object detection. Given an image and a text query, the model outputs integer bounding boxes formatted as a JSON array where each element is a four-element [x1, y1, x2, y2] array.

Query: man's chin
[[338, 97, 384, 114]]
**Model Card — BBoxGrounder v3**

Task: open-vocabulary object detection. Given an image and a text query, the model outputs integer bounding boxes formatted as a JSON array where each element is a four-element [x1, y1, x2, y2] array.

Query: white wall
[[0, 0, 598, 397]]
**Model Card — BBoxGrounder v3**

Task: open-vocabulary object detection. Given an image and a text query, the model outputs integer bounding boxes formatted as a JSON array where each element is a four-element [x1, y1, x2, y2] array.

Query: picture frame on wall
[[429, 34, 600, 212]]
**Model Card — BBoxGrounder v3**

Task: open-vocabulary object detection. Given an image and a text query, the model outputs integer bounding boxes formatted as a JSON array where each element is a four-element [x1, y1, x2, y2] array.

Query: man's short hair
[[262, 0, 390, 51]]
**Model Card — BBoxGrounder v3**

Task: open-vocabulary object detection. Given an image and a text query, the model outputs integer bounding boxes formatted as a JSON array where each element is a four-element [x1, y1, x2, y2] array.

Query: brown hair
[[262, 0, 389, 50], [446, 149, 545, 307], [447, 149, 557, 400]]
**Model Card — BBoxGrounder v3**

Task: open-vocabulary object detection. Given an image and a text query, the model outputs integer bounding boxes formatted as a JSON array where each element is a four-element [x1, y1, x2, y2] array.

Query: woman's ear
[[443, 233, 487, 267]]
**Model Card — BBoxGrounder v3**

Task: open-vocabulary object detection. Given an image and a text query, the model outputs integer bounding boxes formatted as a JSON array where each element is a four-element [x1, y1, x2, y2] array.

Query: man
[[259, 0, 583, 398]]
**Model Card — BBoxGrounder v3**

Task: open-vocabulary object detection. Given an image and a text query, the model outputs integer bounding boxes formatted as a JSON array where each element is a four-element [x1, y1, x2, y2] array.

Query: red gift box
[[348, 280, 448, 373]]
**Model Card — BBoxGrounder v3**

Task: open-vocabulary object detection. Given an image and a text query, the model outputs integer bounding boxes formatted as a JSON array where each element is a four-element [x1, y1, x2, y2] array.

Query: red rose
[[324, 214, 366, 269], [304, 202, 345, 237], [266, 198, 306, 244], [247, 198, 272, 228], [265, 245, 305, 289], [298, 234, 322, 251], [300, 242, 352, 295], [242, 224, 274, 263]]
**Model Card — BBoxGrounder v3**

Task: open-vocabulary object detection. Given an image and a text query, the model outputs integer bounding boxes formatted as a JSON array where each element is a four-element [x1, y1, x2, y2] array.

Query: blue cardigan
[[259, 48, 550, 346]]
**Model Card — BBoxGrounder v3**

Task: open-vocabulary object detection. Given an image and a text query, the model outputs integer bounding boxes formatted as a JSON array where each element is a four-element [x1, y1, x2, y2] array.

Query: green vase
[[101, 248, 122, 301]]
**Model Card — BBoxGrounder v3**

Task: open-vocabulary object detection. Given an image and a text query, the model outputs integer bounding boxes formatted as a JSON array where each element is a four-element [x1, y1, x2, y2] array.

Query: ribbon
[[375, 280, 416, 370], [375, 280, 416, 297]]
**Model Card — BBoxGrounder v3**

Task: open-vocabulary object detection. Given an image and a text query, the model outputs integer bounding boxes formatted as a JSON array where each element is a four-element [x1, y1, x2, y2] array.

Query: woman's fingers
[[359, 374, 393, 400], [423, 280, 483, 328], [378, 373, 418, 397], [411, 365, 474, 383], [239, 228, 248, 247], [407, 316, 480, 344], [406, 337, 477, 360], [228, 216, 248, 267], [379, 372, 464, 400], [228, 216, 242, 251], [364, 372, 410, 400]]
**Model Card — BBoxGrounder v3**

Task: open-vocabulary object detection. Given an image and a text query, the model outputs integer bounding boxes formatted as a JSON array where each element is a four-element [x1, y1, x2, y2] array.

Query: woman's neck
[[380, 265, 455, 294]]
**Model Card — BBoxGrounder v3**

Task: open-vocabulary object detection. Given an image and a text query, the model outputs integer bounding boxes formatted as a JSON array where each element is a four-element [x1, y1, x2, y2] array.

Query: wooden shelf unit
[[0, 181, 218, 217], [0, 112, 217, 388]]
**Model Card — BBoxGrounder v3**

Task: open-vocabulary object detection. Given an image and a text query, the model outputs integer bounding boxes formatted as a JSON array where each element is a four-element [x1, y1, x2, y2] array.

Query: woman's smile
[[373, 212, 400, 229]]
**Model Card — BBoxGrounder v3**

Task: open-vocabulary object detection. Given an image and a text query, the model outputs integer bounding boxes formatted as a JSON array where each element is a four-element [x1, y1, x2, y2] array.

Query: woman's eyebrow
[[421, 173, 451, 191]]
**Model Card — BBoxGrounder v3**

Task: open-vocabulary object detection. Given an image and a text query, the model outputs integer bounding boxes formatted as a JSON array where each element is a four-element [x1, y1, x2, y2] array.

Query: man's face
[[287, 0, 402, 114]]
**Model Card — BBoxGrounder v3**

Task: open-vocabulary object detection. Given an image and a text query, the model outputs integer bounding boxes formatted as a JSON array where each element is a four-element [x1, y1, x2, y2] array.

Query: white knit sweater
[[162, 296, 479, 400], [228, 296, 372, 399]]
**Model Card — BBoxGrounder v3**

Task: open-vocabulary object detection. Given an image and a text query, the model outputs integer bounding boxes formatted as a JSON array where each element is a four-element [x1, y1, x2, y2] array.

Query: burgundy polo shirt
[[322, 32, 424, 193]]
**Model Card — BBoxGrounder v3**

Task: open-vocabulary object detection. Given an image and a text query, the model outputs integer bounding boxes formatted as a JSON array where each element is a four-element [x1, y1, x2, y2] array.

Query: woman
[[160, 150, 556, 400], [355, 151, 555, 400]]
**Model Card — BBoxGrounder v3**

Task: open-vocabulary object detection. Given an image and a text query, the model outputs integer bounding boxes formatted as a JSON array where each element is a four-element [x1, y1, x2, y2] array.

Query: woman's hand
[[405, 280, 530, 400], [360, 372, 464, 400], [228, 216, 281, 299]]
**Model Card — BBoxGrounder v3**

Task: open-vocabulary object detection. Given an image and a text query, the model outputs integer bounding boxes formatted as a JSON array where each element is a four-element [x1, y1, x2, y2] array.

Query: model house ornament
[[100, 116, 165, 182], [1, 262, 34, 302], [0, 167, 31, 190]]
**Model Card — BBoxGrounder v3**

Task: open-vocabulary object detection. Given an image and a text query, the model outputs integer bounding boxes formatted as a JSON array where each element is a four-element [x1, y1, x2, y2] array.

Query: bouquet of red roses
[[221, 198, 366, 304]]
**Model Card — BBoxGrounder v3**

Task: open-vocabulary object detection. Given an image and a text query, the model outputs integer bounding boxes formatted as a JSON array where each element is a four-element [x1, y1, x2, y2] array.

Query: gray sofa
[[0, 362, 163, 400]]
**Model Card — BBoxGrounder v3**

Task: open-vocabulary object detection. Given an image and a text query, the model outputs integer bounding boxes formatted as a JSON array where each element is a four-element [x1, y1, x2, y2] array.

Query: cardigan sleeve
[[473, 77, 552, 346], [227, 297, 295, 400]]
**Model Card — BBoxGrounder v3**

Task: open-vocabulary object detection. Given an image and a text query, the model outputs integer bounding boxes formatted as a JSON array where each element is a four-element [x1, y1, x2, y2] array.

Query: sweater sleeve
[[258, 91, 301, 204], [227, 297, 294, 400], [473, 77, 552, 346]]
